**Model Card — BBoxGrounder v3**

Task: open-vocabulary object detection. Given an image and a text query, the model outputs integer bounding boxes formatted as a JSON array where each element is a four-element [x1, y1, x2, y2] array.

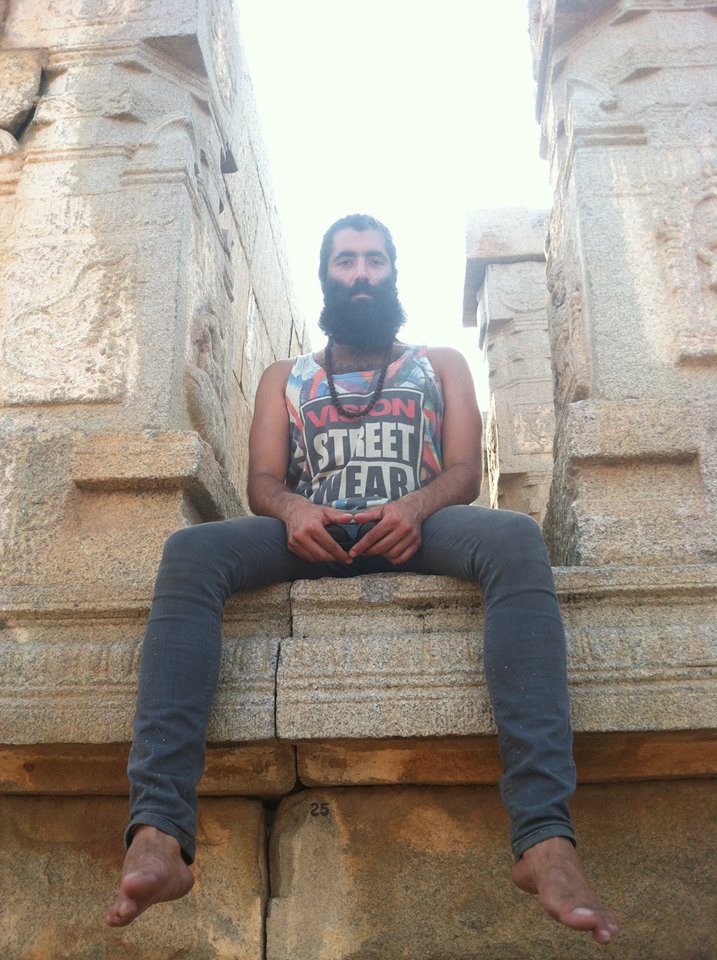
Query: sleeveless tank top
[[284, 345, 444, 510]]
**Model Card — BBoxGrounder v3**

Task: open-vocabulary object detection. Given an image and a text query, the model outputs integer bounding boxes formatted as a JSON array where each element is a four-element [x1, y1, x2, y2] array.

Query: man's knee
[[160, 520, 249, 569], [482, 508, 544, 550], [162, 523, 216, 559], [434, 505, 543, 544]]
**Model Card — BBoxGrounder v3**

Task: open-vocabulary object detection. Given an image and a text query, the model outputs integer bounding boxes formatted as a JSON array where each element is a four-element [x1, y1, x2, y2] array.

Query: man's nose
[[353, 257, 369, 281]]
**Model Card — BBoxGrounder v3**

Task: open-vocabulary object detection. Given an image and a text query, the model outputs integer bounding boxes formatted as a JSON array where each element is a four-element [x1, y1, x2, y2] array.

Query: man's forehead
[[329, 228, 389, 258]]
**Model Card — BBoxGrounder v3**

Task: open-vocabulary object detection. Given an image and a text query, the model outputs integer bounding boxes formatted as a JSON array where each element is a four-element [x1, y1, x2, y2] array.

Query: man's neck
[[320, 339, 400, 375]]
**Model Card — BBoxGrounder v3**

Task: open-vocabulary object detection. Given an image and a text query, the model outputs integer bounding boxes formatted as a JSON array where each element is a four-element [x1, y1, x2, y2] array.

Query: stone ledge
[[1, 568, 715, 769], [72, 430, 247, 521], [296, 730, 717, 787], [0, 741, 297, 797], [279, 567, 717, 739], [4, 731, 714, 798], [0, 585, 289, 743]]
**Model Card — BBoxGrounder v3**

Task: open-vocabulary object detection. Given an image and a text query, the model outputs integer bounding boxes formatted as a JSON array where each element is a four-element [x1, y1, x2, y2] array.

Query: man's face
[[326, 228, 394, 293], [320, 228, 405, 350]]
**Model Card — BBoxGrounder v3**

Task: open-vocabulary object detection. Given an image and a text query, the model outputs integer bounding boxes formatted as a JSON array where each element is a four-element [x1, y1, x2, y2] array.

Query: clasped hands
[[283, 498, 423, 566]]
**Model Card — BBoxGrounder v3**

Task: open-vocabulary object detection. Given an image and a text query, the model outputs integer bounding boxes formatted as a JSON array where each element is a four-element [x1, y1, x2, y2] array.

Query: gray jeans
[[127, 505, 576, 862]]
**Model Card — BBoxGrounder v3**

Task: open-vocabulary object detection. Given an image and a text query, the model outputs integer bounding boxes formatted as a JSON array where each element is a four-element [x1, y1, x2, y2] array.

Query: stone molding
[[2, 571, 715, 762]]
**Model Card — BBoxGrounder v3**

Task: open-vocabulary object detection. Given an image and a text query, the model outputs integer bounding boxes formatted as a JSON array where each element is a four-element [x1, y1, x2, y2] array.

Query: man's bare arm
[[247, 361, 355, 564], [349, 347, 483, 564]]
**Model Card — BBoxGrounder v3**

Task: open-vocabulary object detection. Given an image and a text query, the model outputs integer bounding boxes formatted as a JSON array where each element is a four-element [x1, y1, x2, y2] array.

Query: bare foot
[[105, 825, 195, 927], [512, 837, 619, 944]]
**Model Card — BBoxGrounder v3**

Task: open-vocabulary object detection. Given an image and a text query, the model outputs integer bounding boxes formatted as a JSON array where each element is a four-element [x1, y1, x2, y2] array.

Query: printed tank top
[[285, 345, 444, 509]]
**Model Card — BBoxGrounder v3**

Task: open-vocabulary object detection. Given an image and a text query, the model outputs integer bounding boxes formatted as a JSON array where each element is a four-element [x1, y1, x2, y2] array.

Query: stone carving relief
[[565, 77, 647, 150], [34, 86, 148, 126], [612, 0, 717, 19], [545, 238, 591, 404], [603, 42, 717, 88], [48, 0, 152, 21], [695, 192, 717, 293], [184, 300, 230, 466], [484, 396, 499, 508], [510, 401, 554, 455], [654, 163, 717, 361], [123, 113, 199, 179], [0, 247, 134, 404], [483, 262, 548, 326], [123, 112, 227, 267], [0, 129, 19, 156]]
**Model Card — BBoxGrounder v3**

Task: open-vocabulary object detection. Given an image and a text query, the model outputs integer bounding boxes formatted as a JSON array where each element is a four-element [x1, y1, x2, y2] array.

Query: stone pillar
[[0, 0, 306, 726], [464, 208, 555, 522], [0, 4, 304, 951], [530, 0, 717, 565]]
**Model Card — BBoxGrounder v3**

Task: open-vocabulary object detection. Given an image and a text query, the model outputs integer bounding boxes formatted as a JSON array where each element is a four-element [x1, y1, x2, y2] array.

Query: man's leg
[[106, 516, 338, 927], [401, 505, 618, 942]]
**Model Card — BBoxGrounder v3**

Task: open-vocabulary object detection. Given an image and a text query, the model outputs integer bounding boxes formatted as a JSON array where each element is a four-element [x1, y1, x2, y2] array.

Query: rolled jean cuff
[[125, 815, 195, 865], [512, 823, 577, 861]]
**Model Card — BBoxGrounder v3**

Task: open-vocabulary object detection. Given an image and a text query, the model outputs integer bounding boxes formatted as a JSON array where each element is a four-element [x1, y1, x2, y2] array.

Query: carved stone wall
[[0, 0, 306, 845], [0, 1, 306, 616], [0, 6, 307, 951], [530, 0, 717, 566], [464, 208, 555, 522], [2, 2, 717, 958]]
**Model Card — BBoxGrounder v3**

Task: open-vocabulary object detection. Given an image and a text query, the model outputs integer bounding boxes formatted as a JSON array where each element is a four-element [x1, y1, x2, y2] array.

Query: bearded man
[[106, 214, 619, 943]]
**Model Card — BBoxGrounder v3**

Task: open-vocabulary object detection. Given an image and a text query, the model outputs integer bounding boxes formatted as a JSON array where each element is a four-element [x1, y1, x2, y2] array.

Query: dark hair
[[318, 214, 397, 286]]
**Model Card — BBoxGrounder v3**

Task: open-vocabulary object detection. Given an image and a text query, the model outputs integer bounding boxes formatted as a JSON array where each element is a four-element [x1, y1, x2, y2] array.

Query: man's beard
[[318, 277, 407, 351]]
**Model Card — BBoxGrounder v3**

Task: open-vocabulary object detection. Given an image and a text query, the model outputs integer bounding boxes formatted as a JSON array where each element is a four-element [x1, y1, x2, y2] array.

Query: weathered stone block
[[0, 584, 289, 744], [296, 730, 717, 787], [278, 569, 717, 740], [280, 575, 488, 740], [466, 207, 548, 264], [0, 741, 297, 798], [0, 795, 267, 960], [464, 207, 548, 329], [0, 49, 43, 134], [267, 781, 717, 960], [73, 430, 246, 521], [531, 0, 717, 564], [0, 0, 304, 640], [467, 217, 554, 523]]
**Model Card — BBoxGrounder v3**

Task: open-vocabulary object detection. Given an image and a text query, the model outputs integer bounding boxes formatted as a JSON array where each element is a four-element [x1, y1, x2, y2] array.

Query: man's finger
[[289, 527, 352, 564], [349, 523, 401, 558], [385, 534, 421, 565], [317, 530, 354, 563], [322, 509, 358, 524], [349, 506, 384, 523]]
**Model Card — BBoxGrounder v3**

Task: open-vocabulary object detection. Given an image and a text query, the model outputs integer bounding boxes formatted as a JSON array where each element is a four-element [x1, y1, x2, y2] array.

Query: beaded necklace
[[324, 341, 393, 421]]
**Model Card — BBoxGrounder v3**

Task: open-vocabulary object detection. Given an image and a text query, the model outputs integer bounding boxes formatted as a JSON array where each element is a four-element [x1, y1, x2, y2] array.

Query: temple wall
[[0, 3, 303, 953], [1, 1, 716, 958], [0, 0, 307, 740], [464, 208, 555, 522], [530, 0, 717, 567]]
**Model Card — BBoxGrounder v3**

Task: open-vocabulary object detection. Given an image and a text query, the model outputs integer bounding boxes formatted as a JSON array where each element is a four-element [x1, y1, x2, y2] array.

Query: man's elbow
[[469, 472, 483, 504], [246, 473, 262, 515]]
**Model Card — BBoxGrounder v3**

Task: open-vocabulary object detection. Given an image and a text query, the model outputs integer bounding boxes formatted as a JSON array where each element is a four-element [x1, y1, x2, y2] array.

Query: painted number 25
[[309, 801, 330, 818]]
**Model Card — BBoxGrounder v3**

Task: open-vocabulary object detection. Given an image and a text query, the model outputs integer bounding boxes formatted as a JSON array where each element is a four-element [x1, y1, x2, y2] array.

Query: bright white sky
[[235, 1, 552, 406]]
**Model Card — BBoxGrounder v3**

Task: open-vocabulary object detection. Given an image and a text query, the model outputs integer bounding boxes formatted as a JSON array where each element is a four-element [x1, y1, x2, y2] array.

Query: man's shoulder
[[425, 346, 470, 370], [258, 357, 296, 389], [266, 357, 298, 372]]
